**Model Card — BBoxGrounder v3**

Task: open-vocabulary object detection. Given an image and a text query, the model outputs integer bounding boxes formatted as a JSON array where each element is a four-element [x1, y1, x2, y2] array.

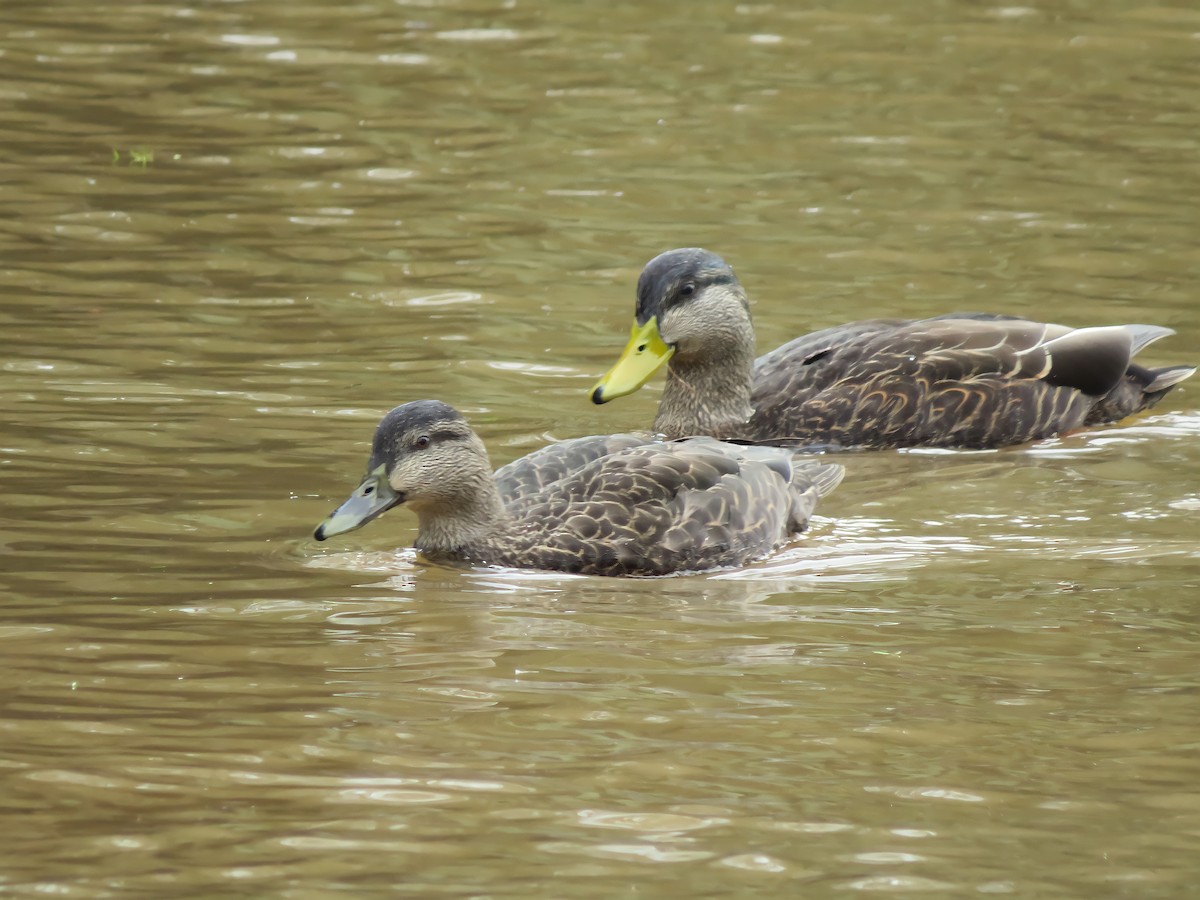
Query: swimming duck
[[313, 400, 843, 577], [591, 248, 1194, 449]]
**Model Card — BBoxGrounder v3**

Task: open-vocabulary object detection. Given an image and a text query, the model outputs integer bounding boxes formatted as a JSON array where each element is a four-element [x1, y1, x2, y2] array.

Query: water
[[1, 0, 1198, 896]]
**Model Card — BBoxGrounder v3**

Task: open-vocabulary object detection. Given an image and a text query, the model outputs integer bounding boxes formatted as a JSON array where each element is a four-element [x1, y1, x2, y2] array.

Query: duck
[[313, 399, 844, 577], [590, 248, 1194, 449]]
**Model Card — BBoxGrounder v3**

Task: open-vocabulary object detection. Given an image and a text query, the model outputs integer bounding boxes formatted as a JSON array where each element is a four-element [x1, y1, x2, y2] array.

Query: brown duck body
[[744, 314, 1191, 449], [592, 249, 1194, 450], [314, 401, 843, 577], [466, 433, 841, 576]]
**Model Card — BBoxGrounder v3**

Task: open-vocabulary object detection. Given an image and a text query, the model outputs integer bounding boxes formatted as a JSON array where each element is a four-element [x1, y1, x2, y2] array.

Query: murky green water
[[2, 0, 1198, 896]]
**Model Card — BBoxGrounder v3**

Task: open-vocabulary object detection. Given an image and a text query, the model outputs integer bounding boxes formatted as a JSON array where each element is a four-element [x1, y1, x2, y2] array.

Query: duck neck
[[654, 327, 756, 440], [410, 463, 510, 560]]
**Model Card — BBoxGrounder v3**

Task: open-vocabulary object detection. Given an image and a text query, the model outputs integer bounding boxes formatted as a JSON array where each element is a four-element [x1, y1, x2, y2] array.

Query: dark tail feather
[[1085, 364, 1195, 425], [1144, 364, 1195, 394]]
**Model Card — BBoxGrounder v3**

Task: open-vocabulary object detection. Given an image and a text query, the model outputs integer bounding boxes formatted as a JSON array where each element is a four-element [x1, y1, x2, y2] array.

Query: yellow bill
[[591, 317, 675, 404]]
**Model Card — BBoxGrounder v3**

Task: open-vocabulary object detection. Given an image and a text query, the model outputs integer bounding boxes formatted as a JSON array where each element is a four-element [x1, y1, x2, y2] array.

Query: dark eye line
[[413, 428, 466, 450]]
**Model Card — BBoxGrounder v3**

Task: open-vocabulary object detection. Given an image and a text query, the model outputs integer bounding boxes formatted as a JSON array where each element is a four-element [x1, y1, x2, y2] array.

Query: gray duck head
[[592, 247, 751, 404], [314, 400, 488, 541]]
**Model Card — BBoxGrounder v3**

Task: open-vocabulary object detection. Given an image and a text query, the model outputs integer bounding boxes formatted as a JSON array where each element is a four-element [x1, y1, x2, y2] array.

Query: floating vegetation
[[111, 147, 155, 167]]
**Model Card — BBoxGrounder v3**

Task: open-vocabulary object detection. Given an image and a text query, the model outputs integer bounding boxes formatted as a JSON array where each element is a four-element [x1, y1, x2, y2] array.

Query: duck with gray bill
[[592, 248, 1194, 449], [314, 400, 844, 577]]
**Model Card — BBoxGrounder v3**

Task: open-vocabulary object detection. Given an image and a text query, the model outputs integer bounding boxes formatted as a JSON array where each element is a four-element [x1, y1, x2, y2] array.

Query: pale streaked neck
[[654, 340, 756, 440], [412, 475, 510, 557]]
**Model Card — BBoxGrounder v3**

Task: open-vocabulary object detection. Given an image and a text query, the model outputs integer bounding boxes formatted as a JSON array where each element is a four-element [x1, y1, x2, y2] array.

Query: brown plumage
[[313, 400, 843, 577], [591, 248, 1194, 449]]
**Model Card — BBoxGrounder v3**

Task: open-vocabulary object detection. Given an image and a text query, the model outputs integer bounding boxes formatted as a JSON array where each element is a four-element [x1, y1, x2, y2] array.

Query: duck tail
[[1143, 364, 1196, 394], [799, 461, 845, 498], [1084, 360, 1195, 425]]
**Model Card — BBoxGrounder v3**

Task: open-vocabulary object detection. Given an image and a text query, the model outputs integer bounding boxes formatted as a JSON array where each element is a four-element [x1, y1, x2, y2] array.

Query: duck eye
[[414, 435, 430, 449], [680, 282, 696, 297]]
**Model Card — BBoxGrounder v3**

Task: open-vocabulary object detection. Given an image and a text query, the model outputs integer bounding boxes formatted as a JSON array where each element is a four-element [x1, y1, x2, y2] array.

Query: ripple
[[719, 853, 787, 872], [1025, 411, 1200, 458], [331, 787, 452, 805], [842, 874, 956, 892], [435, 29, 522, 41], [575, 809, 729, 833], [384, 291, 485, 308], [219, 34, 280, 47], [865, 785, 987, 803], [538, 841, 713, 863]]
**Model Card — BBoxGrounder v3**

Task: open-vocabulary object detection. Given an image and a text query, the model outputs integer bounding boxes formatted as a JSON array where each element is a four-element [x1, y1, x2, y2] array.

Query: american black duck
[[313, 400, 844, 577], [591, 248, 1194, 449]]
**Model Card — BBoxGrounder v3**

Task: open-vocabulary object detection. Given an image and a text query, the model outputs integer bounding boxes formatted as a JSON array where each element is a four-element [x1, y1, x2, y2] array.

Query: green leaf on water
[[111, 147, 156, 167]]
